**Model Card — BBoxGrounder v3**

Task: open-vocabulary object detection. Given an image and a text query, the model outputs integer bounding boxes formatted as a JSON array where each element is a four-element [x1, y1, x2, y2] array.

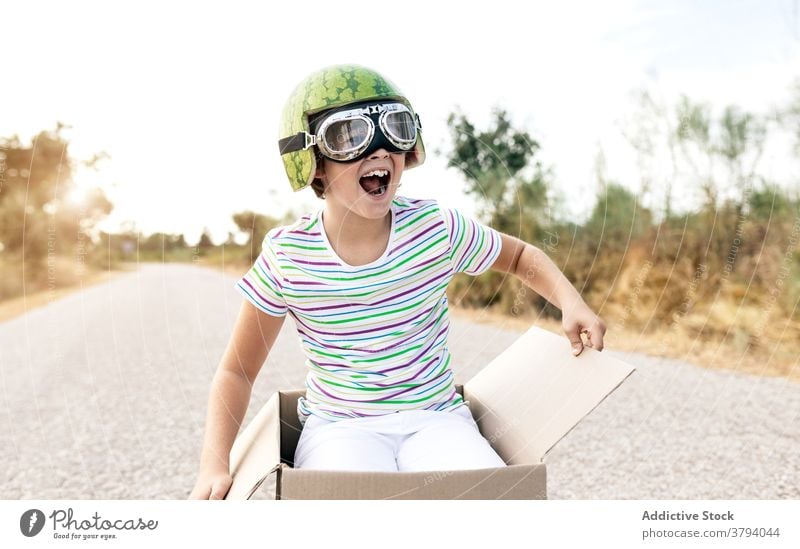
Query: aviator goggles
[[278, 101, 421, 163]]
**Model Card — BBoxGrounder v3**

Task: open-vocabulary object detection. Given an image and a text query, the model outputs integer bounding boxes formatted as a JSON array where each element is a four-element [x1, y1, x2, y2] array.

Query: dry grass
[[449, 304, 800, 384]]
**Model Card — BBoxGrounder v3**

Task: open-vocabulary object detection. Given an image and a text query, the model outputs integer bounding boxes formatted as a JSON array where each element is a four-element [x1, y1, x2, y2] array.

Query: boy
[[189, 65, 606, 499]]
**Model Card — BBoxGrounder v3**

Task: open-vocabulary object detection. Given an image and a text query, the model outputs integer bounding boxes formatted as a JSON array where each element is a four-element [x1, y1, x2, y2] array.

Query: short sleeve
[[440, 206, 502, 276], [234, 233, 288, 317]]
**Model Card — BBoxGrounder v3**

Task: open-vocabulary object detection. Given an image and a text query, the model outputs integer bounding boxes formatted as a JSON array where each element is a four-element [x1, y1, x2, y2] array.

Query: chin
[[357, 204, 392, 218], [352, 188, 395, 213]]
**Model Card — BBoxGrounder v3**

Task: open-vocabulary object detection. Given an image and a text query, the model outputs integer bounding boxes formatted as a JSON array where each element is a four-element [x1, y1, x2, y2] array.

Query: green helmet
[[279, 64, 426, 192]]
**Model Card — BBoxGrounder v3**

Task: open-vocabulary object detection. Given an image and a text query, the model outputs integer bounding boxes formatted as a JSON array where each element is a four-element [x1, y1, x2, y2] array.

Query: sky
[[2, 0, 799, 244]]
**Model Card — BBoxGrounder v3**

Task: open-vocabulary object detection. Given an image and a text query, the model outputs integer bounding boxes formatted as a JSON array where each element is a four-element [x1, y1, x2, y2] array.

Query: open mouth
[[359, 169, 391, 197]]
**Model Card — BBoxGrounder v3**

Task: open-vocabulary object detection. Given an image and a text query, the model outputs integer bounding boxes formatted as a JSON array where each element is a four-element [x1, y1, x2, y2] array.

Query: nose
[[368, 148, 390, 159]]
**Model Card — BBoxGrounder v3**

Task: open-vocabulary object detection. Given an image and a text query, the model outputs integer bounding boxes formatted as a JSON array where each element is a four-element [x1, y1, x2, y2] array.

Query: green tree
[[444, 108, 551, 243], [585, 183, 652, 249], [782, 79, 800, 152], [196, 228, 214, 252], [443, 108, 553, 313]]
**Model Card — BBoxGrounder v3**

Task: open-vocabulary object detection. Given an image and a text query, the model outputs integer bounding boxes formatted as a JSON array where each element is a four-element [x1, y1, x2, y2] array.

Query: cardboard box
[[225, 325, 635, 500]]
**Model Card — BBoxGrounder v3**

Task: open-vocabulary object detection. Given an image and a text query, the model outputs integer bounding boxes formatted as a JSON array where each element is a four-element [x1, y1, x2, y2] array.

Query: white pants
[[293, 405, 506, 472]]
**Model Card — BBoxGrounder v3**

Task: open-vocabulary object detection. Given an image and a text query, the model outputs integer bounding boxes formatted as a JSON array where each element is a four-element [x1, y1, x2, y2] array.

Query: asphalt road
[[1, 263, 797, 499]]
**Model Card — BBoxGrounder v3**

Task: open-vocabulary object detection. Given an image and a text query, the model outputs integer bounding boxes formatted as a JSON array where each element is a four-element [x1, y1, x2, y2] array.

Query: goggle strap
[[278, 132, 316, 155]]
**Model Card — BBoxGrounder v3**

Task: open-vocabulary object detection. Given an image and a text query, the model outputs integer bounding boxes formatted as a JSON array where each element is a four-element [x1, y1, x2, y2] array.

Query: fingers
[[188, 486, 210, 500], [589, 326, 605, 351], [209, 478, 232, 500], [189, 475, 232, 500], [564, 318, 607, 356], [586, 317, 607, 352], [582, 329, 593, 348], [564, 323, 584, 356]]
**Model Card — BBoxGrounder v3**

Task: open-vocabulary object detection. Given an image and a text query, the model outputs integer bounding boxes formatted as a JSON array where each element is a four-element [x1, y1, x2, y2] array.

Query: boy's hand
[[561, 302, 606, 356], [188, 470, 233, 500]]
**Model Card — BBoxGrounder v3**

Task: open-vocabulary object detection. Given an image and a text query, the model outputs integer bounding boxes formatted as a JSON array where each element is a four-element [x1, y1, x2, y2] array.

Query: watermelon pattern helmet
[[279, 64, 426, 192]]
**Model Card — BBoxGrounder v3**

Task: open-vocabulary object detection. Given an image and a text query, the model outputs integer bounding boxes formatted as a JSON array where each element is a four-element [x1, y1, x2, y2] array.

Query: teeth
[[362, 169, 389, 178]]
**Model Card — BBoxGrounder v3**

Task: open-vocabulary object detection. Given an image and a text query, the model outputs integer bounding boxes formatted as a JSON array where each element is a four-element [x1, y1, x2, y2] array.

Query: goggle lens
[[324, 118, 371, 153], [383, 111, 416, 144]]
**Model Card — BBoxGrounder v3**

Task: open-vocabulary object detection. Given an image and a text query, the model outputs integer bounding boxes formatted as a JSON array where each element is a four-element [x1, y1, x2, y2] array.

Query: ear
[[314, 156, 326, 182]]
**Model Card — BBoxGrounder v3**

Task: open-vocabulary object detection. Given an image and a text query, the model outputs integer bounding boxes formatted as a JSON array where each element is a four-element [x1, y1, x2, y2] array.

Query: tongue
[[360, 176, 381, 194]]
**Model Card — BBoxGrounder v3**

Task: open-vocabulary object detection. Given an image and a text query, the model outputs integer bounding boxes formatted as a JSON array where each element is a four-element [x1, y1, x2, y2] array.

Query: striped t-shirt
[[235, 195, 502, 425]]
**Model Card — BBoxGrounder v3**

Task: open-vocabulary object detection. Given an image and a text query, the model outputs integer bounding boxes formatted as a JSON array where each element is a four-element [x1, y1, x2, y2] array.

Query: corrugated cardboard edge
[[278, 464, 546, 500], [225, 391, 282, 500], [540, 368, 635, 460]]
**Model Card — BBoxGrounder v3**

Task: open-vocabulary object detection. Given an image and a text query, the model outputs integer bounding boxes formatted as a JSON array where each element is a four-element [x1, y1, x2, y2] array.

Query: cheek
[[387, 153, 403, 172], [394, 157, 406, 176], [328, 165, 357, 186]]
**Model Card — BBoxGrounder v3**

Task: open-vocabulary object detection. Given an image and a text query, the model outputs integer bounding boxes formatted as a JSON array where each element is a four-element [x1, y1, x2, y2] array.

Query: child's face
[[316, 149, 406, 220]]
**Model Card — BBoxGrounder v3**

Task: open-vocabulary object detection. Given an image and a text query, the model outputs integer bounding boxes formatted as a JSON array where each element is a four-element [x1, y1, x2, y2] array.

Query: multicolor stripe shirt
[[235, 195, 502, 425]]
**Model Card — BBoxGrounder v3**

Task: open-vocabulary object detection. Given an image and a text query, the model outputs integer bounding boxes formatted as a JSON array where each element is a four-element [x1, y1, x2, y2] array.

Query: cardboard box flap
[[226, 391, 282, 500], [464, 325, 635, 465]]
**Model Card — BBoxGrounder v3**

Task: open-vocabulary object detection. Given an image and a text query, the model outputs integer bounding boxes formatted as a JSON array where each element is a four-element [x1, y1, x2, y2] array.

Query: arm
[[189, 300, 285, 499], [491, 232, 607, 355]]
